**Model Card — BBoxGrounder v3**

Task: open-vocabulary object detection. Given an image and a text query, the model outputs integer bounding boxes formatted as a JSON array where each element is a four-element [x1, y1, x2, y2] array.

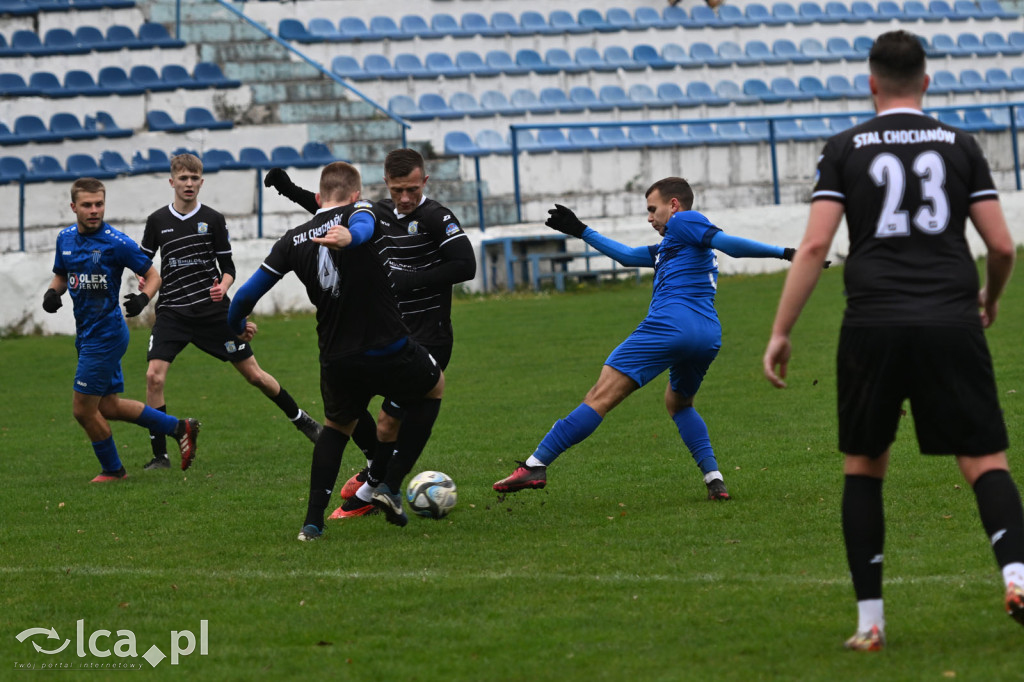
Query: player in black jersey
[[763, 31, 1024, 649], [139, 154, 322, 470], [228, 161, 446, 540], [264, 148, 475, 518]]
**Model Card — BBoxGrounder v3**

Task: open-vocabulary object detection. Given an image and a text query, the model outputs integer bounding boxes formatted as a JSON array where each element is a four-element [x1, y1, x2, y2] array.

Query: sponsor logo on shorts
[[224, 341, 236, 353], [76, 380, 87, 387], [407, 221, 419, 235], [62, 251, 72, 255], [445, 223, 460, 237], [197, 222, 208, 234]]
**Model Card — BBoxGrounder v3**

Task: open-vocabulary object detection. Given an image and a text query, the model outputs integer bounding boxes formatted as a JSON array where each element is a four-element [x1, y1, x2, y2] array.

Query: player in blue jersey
[[43, 178, 200, 481], [494, 177, 800, 500]]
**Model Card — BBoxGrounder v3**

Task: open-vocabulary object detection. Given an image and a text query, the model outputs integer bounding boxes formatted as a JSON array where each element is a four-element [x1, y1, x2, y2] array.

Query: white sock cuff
[[703, 471, 723, 484], [1002, 562, 1024, 587]]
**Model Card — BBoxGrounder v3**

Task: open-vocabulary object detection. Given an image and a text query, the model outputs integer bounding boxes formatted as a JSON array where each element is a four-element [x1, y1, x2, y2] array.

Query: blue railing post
[[256, 169, 263, 239], [174, 0, 181, 40], [1010, 104, 1021, 191], [18, 180, 26, 252], [768, 120, 780, 206], [474, 156, 485, 232], [510, 125, 522, 223]]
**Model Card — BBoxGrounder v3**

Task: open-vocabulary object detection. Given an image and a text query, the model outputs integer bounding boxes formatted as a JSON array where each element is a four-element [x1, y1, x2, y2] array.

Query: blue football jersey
[[53, 223, 152, 348], [649, 210, 722, 319]]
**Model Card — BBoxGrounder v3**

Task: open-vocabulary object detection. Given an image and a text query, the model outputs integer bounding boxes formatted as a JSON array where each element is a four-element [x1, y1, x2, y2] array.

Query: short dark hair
[[319, 161, 361, 202], [170, 153, 203, 176], [71, 177, 105, 202], [645, 177, 694, 210], [869, 30, 926, 96], [384, 148, 425, 180]]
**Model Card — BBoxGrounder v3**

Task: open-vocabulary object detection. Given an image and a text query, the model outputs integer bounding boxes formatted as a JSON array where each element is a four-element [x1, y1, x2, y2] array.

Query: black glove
[[123, 292, 150, 317], [263, 167, 291, 190], [782, 247, 831, 269], [42, 288, 62, 313], [545, 204, 587, 238]]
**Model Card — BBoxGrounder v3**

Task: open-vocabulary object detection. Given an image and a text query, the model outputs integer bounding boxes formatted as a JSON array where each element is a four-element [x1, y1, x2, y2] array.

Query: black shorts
[[837, 325, 1008, 457], [321, 339, 441, 424], [148, 311, 255, 364], [380, 342, 452, 419]]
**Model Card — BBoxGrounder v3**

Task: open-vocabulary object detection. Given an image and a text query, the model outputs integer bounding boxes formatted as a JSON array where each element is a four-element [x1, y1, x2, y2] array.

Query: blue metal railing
[[509, 101, 1024, 222]]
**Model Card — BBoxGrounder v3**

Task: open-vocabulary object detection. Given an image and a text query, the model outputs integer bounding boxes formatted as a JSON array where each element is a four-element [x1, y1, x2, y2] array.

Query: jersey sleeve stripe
[[260, 262, 285, 277], [811, 190, 845, 201], [438, 233, 469, 248], [969, 189, 999, 200]]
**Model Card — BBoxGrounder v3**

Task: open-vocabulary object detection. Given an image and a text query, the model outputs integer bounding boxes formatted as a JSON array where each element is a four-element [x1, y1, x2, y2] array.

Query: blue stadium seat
[[663, 4, 696, 28], [745, 3, 775, 25], [799, 37, 833, 63], [799, 2, 827, 22], [852, 36, 874, 59], [131, 65, 174, 92], [425, 52, 463, 78], [825, 74, 858, 98], [772, 77, 810, 101], [394, 54, 431, 79], [952, 0, 983, 20], [15, 115, 56, 143], [1010, 32, 1024, 52], [539, 87, 584, 113], [716, 79, 757, 104], [628, 125, 665, 148], [929, 0, 960, 20], [363, 54, 399, 79], [138, 22, 185, 48], [633, 44, 673, 70], [369, 16, 406, 41], [876, 1, 903, 20], [480, 90, 517, 115], [628, 83, 668, 108], [194, 62, 241, 88], [444, 131, 480, 156], [545, 48, 584, 74], [773, 38, 812, 63], [0, 123, 15, 146], [687, 123, 720, 145], [50, 112, 96, 140], [823, 2, 855, 22], [798, 76, 832, 100], [929, 70, 962, 93], [964, 109, 1006, 132], [597, 127, 633, 149], [302, 142, 334, 165], [746, 40, 783, 64], [31, 71, 73, 97], [199, 149, 231, 173], [161, 64, 200, 89], [742, 77, 775, 102], [827, 116, 855, 134], [607, 7, 640, 31], [235, 148, 271, 170], [456, 51, 495, 77], [690, 5, 726, 28], [687, 81, 728, 106], [578, 8, 613, 32], [425, 13, 458, 37], [662, 43, 697, 68], [802, 118, 832, 139], [635, 6, 672, 29], [0, 0, 34, 16], [73, 26, 113, 51], [10, 30, 47, 56], [278, 18, 316, 43], [599, 85, 641, 110], [104, 24, 140, 49], [568, 85, 604, 111], [520, 11, 557, 35], [272, 145, 319, 168], [475, 129, 511, 154], [460, 12, 494, 37], [717, 40, 746, 65], [43, 28, 88, 54], [772, 2, 807, 24], [130, 148, 170, 174], [309, 18, 341, 41], [959, 69, 991, 92], [98, 66, 144, 94], [184, 106, 232, 130], [603, 46, 642, 71], [147, 110, 185, 132], [485, 50, 526, 75], [387, 94, 418, 118], [931, 33, 971, 58], [985, 68, 1021, 92], [826, 37, 858, 60], [100, 150, 131, 175], [574, 47, 612, 72], [512, 130, 542, 154], [566, 128, 604, 151], [399, 15, 438, 40], [0, 156, 31, 184], [31, 155, 75, 182], [418, 93, 460, 119], [450, 91, 486, 116], [958, 33, 995, 57], [852, 74, 871, 96], [549, 10, 587, 34], [690, 42, 728, 67], [903, 0, 933, 20], [850, 1, 880, 21], [510, 89, 553, 114], [983, 32, 1020, 56], [979, 0, 1017, 19], [658, 124, 694, 146], [0, 73, 37, 97], [85, 111, 131, 138], [717, 122, 753, 144], [716, 3, 753, 26], [67, 153, 116, 179], [656, 82, 694, 107], [337, 17, 369, 41], [63, 70, 103, 96], [490, 11, 525, 36], [536, 129, 573, 152], [516, 49, 556, 74]]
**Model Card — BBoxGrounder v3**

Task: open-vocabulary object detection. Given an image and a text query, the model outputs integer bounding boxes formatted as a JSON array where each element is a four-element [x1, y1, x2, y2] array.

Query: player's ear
[[868, 74, 879, 96], [421, 174, 429, 186], [920, 73, 930, 94], [315, 192, 322, 208]]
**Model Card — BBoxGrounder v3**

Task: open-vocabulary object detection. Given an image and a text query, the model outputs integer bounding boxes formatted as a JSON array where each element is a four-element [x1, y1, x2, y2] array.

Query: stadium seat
[[574, 47, 612, 72], [952, 0, 983, 20], [658, 124, 694, 146], [628, 125, 664, 148], [958, 33, 996, 57], [598, 127, 633, 149], [307, 18, 340, 41], [774, 38, 812, 64], [801, 118, 832, 139], [799, 2, 828, 23], [712, 3, 749, 26], [63, 70, 103, 96], [578, 8, 613, 32], [1, 73, 38, 97], [0, 156, 31, 183], [798, 75, 833, 100], [194, 62, 240, 88], [98, 66, 144, 95], [302, 141, 334, 165], [460, 12, 494, 37], [337, 17, 369, 41], [826, 37, 858, 61], [691, 5, 726, 28], [399, 15, 438, 40], [103, 24, 140, 49], [568, 86, 606, 111], [800, 37, 836, 63], [566, 128, 603, 151], [716, 41, 746, 65], [444, 131, 480, 156], [369, 16, 406, 41], [485, 50, 526, 75], [876, 1, 903, 20], [85, 111, 131, 138], [450, 91, 486, 117], [979, 0, 1017, 19], [418, 93, 460, 119], [663, 4, 695, 28], [67, 153, 117, 179], [687, 123, 720, 145], [742, 78, 775, 102], [745, 3, 775, 25], [511, 130, 541, 153], [931, 34, 971, 58], [10, 30, 47, 57], [271, 145, 319, 168], [717, 122, 752, 144], [30, 71, 73, 98], [635, 6, 672, 29], [823, 2, 854, 22], [850, 1, 880, 21], [903, 0, 933, 20], [549, 10, 587, 34], [0, 123, 15, 146], [520, 11, 557, 35], [50, 112, 96, 140], [147, 109, 186, 132], [929, 70, 963, 93], [31, 155, 75, 182], [662, 44, 697, 68], [986, 68, 1021, 92], [656, 82, 694, 107], [983, 32, 1020, 56], [535, 129, 573, 152], [130, 65, 174, 92], [772, 2, 806, 24], [184, 106, 232, 130], [489, 11, 525, 36], [607, 8, 640, 31], [599, 85, 641, 110], [480, 90, 517, 115], [363, 54, 399, 79], [852, 36, 875, 59], [331, 56, 366, 80], [392, 54, 430, 79], [278, 18, 316, 43], [424, 53, 462, 78], [99, 150, 131, 175], [539, 88, 585, 113], [603, 46, 642, 71], [633, 44, 673, 70], [161, 64, 200, 89], [690, 42, 728, 68], [772, 77, 810, 101], [138, 22, 185, 48], [959, 69, 991, 92], [387, 94, 417, 118], [237, 147, 272, 169], [475, 129, 511, 154], [198, 149, 230, 173], [744, 40, 778, 65], [43, 28, 88, 55], [545, 48, 584, 74], [687, 81, 728, 106], [516, 49, 556, 75], [716, 79, 757, 104], [929, 1, 960, 20], [130, 148, 170, 174], [628, 83, 668, 109], [14, 115, 56, 143], [510, 89, 554, 114], [73, 26, 114, 51]]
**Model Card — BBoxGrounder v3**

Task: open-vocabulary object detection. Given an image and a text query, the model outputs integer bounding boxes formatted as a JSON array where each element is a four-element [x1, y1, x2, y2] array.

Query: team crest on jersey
[[91, 249, 101, 264], [354, 200, 372, 209], [197, 222, 208, 234], [224, 341, 237, 353], [445, 223, 460, 237], [408, 221, 419, 235]]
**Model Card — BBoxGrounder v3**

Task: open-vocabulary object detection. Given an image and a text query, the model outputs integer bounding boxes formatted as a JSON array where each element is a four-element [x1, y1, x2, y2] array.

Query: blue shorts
[[605, 312, 721, 397], [74, 334, 129, 396]]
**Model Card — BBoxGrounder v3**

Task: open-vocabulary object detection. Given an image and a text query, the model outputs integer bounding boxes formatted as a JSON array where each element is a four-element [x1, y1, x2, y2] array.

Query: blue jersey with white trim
[[649, 210, 722, 321], [813, 109, 996, 326], [53, 223, 152, 349]]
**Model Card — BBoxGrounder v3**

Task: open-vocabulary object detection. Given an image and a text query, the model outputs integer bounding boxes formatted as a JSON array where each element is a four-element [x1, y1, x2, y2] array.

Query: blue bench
[[481, 235, 643, 291]]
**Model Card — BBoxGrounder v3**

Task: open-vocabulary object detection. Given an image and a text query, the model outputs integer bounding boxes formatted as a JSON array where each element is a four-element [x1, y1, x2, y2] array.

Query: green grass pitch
[[3, 263, 1024, 680]]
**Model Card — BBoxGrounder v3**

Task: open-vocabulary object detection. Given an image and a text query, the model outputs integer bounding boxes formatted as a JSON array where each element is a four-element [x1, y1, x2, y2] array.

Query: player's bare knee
[[377, 414, 400, 441]]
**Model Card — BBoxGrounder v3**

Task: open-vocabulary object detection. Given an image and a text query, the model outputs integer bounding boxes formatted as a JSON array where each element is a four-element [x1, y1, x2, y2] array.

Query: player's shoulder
[[419, 198, 458, 223], [196, 203, 226, 222], [145, 204, 173, 222]]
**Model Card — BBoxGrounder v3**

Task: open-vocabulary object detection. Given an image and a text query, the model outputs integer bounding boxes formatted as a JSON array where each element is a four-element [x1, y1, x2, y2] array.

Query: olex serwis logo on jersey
[[13, 619, 208, 670], [67, 274, 108, 291]]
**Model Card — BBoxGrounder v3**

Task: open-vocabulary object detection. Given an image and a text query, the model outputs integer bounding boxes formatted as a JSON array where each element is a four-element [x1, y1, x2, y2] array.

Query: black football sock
[[350, 409, 378, 464], [842, 474, 885, 601], [367, 440, 396, 489], [383, 398, 441, 492], [304, 426, 349, 530], [973, 469, 1024, 568], [270, 387, 301, 421], [149, 405, 168, 457]]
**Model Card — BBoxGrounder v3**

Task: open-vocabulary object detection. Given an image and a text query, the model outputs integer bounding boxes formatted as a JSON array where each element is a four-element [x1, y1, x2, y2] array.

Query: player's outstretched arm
[[264, 168, 318, 215], [227, 269, 278, 336], [549, 203, 653, 267]]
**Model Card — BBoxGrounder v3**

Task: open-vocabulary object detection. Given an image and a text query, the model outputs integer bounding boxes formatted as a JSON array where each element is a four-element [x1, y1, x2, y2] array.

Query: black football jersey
[[375, 197, 470, 347], [260, 200, 409, 358], [812, 108, 998, 327], [141, 203, 232, 319]]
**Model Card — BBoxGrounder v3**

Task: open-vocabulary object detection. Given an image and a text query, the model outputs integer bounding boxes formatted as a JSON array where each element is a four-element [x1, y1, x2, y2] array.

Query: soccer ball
[[405, 470, 457, 519]]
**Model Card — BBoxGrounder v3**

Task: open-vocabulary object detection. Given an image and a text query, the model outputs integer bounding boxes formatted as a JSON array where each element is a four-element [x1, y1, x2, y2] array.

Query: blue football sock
[[92, 436, 122, 472], [134, 405, 179, 435], [672, 407, 718, 474], [533, 403, 603, 465]]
